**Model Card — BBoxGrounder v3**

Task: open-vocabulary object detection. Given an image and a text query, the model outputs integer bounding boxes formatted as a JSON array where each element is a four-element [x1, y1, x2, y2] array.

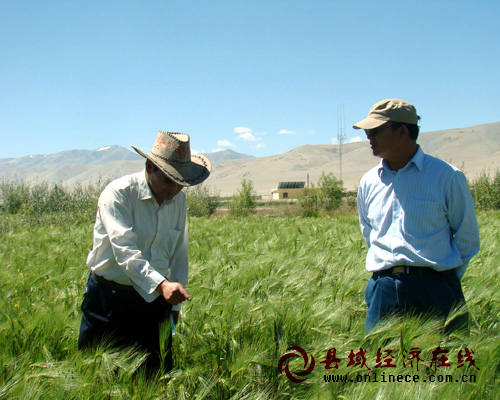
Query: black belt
[[92, 272, 136, 292], [373, 266, 459, 286]]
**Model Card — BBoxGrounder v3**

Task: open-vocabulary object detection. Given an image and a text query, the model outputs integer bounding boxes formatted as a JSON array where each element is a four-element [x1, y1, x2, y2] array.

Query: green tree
[[297, 184, 320, 217], [470, 170, 500, 210], [317, 171, 344, 210], [0, 181, 30, 214], [185, 184, 220, 217], [228, 178, 257, 217]]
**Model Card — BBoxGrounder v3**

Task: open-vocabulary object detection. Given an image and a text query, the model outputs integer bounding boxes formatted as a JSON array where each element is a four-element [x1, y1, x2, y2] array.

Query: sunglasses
[[364, 124, 395, 137]]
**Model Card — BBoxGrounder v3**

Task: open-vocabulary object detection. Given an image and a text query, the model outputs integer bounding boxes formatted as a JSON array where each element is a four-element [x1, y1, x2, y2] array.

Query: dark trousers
[[78, 273, 173, 374], [365, 268, 468, 334]]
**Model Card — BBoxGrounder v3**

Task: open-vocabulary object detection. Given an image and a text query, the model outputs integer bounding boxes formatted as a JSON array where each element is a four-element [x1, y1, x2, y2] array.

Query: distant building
[[272, 181, 306, 200]]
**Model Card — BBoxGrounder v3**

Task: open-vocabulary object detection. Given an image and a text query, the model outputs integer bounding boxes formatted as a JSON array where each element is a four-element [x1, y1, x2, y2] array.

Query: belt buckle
[[392, 266, 407, 275]]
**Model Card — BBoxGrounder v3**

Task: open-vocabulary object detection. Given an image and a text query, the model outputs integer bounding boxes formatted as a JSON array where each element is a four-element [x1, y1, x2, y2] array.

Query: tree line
[[1, 170, 499, 219]]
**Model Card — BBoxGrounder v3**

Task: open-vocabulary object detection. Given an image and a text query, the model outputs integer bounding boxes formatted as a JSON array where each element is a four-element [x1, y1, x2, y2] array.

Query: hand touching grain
[[157, 280, 191, 305]]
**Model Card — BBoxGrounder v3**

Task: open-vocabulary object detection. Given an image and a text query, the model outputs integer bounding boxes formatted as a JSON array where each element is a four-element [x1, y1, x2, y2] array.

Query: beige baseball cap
[[353, 99, 419, 130]]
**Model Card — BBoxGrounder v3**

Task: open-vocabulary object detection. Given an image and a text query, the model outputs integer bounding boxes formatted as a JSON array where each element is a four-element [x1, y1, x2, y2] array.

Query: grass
[[0, 211, 499, 399]]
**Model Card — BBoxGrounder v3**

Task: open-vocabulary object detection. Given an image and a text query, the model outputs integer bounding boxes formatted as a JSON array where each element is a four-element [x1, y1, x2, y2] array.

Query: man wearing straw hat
[[78, 131, 211, 374], [353, 99, 480, 334]]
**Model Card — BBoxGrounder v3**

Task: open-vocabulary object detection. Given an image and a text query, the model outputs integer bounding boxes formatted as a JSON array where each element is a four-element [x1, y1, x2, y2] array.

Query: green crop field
[[1, 211, 499, 399]]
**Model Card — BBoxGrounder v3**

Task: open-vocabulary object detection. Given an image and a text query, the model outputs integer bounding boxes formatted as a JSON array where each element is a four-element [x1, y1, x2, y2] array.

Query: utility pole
[[337, 104, 346, 181]]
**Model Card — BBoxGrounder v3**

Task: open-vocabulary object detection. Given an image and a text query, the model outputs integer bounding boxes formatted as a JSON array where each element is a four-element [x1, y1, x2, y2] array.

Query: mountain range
[[1, 122, 499, 197]]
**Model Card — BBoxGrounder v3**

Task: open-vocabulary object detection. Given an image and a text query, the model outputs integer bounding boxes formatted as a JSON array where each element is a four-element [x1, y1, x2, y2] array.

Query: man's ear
[[145, 159, 153, 173], [399, 124, 410, 138]]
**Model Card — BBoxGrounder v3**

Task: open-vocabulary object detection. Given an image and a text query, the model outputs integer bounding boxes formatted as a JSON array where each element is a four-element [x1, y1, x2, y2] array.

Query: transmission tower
[[337, 104, 346, 181]]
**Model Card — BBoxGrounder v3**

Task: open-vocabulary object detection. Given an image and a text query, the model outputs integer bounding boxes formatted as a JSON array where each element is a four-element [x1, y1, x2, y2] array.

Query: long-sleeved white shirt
[[357, 146, 480, 279], [86, 170, 188, 310]]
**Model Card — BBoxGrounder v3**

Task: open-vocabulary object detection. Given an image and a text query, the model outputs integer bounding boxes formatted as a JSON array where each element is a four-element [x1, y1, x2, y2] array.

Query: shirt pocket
[[402, 199, 447, 238]]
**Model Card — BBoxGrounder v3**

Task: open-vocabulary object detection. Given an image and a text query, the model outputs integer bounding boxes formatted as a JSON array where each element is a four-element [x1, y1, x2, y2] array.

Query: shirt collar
[[137, 169, 154, 201], [378, 145, 425, 175], [409, 145, 425, 172], [136, 169, 177, 205]]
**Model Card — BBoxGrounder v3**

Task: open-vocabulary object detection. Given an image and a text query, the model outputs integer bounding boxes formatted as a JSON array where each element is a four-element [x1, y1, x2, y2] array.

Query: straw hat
[[131, 131, 211, 186]]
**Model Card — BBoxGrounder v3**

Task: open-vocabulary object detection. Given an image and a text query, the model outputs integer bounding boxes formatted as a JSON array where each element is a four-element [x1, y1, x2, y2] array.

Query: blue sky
[[1, 0, 499, 159]]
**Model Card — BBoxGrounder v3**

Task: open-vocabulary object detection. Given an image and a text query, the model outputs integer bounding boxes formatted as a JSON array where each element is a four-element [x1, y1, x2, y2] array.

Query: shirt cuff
[[145, 270, 168, 295]]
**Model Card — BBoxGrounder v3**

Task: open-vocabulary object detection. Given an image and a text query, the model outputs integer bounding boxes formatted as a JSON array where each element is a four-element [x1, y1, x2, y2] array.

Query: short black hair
[[391, 118, 420, 140]]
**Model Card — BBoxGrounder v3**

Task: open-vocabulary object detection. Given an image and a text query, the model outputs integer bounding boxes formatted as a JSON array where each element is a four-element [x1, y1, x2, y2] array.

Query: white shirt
[[357, 146, 480, 279], [87, 170, 188, 309]]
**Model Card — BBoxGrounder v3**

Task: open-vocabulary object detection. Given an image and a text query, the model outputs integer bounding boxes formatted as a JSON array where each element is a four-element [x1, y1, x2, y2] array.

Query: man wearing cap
[[353, 99, 480, 333], [78, 131, 211, 373]]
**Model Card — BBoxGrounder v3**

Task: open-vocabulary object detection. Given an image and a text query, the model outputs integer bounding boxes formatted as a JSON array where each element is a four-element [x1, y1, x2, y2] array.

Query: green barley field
[[1, 210, 499, 399]]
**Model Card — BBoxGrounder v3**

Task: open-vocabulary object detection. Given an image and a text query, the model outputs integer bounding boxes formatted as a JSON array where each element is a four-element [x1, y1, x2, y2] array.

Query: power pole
[[337, 104, 346, 181]]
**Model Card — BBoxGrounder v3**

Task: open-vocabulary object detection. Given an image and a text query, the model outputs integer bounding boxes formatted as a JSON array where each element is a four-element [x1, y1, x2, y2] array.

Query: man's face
[[364, 123, 401, 159], [146, 162, 184, 204]]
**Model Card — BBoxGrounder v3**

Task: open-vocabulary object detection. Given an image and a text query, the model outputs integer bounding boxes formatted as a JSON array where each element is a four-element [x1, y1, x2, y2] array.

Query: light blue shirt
[[357, 146, 480, 279]]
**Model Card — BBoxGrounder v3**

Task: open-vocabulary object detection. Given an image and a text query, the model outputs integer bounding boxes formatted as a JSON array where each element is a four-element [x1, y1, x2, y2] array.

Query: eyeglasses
[[364, 124, 394, 137]]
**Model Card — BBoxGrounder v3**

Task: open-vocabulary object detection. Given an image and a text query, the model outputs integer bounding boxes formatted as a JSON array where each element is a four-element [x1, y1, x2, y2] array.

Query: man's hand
[[157, 280, 191, 305]]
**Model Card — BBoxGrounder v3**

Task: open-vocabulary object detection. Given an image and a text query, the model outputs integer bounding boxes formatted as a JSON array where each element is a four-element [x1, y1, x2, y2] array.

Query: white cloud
[[253, 143, 265, 150], [211, 148, 224, 153], [239, 132, 257, 141], [234, 126, 252, 134], [234, 126, 259, 141], [217, 139, 235, 147], [331, 138, 339, 145], [279, 129, 296, 135], [306, 130, 316, 135], [255, 131, 268, 136]]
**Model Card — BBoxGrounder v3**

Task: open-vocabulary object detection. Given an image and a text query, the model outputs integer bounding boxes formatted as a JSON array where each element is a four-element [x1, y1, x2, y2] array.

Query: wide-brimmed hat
[[131, 131, 211, 186], [353, 99, 419, 130]]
